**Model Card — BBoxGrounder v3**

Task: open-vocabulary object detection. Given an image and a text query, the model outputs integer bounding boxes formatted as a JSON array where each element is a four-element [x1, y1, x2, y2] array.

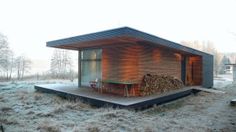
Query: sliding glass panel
[[81, 49, 101, 60], [81, 49, 102, 86]]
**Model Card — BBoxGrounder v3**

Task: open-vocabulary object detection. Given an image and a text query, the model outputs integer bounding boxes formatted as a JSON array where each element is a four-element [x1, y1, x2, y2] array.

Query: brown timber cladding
[[102, 43, 182, 83], [186, 56, 202, 85]]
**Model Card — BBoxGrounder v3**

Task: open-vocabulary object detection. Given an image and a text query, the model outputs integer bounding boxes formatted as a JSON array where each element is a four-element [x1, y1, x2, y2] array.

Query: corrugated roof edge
[[46, 26, 213, 56]]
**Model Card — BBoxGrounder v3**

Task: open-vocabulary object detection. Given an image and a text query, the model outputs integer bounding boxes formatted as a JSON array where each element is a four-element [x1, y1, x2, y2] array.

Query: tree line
[[0, 33, 32, 81], [0, 33, 76, 81]]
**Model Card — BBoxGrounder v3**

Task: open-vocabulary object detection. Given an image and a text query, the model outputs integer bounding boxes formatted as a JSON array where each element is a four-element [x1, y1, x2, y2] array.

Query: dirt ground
[[0, 75, 236, 132]]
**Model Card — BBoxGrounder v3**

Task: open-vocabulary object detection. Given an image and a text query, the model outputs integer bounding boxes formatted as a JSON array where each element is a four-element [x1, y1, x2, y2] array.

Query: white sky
[[1, 0, 236, 73]]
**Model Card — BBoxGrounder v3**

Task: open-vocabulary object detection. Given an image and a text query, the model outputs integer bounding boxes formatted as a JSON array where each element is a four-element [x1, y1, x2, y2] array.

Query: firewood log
[[140, 74, 184, 96]]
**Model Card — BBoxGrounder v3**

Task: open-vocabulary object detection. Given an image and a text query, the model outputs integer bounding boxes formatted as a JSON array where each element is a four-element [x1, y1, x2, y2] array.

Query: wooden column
[[233, 65, 236, 82], [181, 56, 186, 84], [78, 50, 82, 87]]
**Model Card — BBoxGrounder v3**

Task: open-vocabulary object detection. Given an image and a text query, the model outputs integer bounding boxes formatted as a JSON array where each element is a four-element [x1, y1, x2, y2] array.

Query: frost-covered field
[[0, 77, 236, 132]]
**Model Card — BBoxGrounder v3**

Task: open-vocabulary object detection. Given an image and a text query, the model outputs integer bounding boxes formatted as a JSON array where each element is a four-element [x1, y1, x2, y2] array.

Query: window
[[81, 49, 102, 86]]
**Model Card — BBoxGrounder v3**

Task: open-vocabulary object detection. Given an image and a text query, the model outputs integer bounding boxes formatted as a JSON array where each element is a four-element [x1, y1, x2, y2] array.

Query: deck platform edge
[[35, 85, 199, 109]]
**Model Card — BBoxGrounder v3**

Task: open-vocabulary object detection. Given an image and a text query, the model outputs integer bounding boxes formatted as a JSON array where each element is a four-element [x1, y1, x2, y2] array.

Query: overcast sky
[[1, 0, 236, 73]]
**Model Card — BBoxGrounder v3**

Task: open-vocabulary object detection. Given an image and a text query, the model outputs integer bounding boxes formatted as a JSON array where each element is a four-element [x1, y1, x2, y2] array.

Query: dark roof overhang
[[47, 27, 212, 56]]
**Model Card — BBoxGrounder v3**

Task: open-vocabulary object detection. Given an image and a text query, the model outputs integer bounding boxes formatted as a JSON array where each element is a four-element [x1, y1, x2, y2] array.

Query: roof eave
[[46, 27, 212, 56]]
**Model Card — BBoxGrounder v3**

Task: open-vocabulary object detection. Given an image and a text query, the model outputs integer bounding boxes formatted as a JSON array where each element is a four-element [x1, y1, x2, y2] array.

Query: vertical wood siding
[[102, 44, 140, 82], [138, 44, 182, 81], [101, 43, 203, 96], [186, 56, 202, 85], [102, 44, 182, 82]]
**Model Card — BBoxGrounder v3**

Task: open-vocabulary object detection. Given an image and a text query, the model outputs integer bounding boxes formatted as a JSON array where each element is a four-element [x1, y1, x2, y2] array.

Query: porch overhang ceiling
[[46, 27, 211, 57]]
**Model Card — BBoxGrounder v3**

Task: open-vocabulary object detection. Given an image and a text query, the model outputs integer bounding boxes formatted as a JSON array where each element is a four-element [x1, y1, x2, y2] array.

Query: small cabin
[[47, 27, 213, 97]]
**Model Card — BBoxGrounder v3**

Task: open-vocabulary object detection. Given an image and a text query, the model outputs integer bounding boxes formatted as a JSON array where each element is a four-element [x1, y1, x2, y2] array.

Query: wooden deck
[[34, 84, 201, 109]]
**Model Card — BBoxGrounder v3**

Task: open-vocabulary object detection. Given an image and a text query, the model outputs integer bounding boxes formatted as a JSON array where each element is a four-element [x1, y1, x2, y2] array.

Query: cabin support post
[[233, 65, 236, 82], [78, 50, 82, 87], [181, 56, 186, 84]]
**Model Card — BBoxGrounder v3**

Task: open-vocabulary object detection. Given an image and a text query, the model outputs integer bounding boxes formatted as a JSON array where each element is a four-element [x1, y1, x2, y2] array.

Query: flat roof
[[47, 27, 212, 56]]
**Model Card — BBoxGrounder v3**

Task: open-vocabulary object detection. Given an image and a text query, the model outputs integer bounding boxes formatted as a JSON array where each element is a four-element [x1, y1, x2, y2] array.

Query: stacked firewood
[[140, 74, 184, 96]]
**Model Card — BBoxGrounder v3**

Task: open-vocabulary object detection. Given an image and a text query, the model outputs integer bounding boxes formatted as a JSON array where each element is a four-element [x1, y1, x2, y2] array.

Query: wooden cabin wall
[[102, 44, 182, 82], [102, 44, 140, 82], [138, 44, 182, 81], [186, 56, 202, 85]]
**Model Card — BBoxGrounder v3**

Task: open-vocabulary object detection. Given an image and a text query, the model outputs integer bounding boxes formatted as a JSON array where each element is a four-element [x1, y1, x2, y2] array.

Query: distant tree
[[0, 33, 15, 80], [15, 55, 32, 80], [21, 56, 31, 79], [50, 49, 61, 77], [0, 33, 9, 72], [61, 49, 73, 76], [50, 49, 73, 79], [4, 50, 14, 80], [218, 55, 231, 74], [0, 33, 32, 81], [15, 56, 21, 80], [213, 50, 222, 76], [227, 53, 236, 64], [228, 32, 236, 63], [0, 33, 8, 50]]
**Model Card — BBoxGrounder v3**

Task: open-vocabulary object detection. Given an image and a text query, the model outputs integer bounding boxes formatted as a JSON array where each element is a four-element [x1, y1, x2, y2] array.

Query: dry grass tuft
[[37, 120, 61, 132], [64, 103, 80, 110], [52, 96, 65, 104], [18, 94, 26, 100], [0, 97, 5, 102], [87, 126, 100, 132], [64, 101, 90, 110], [0, 119, 18, 125], [36, 112, 54, 117], [142, 98, 187, 115], [144, 126, 155, 132], [103, 111, 118, 119], [34, 93, 43, 100], [99, 108, 131, 120], [52, 106, 65, 114], [17, 90, 29, 100], [1, 106, 13, 112], [72, 126, 80, 132], [26, 111, 35, 115]]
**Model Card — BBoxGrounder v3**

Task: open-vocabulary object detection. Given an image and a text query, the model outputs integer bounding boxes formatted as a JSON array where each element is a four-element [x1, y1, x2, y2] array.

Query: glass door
[[81, 49, 102, 86]]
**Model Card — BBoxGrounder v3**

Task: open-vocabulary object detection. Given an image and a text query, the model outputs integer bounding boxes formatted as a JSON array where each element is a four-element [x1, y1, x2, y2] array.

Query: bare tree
[[50, 49, 73, 79], [0, 33, 32, 81], [15, 56, 22, 80], [0, 33, 9, 74], [219, 55, 231, 74], [4, 50, 14, 80], [22, 56, 31, 79], [0, 33, 8, 50], [0, 33, 15, 80], [15, 55, 32, 80], [51, 49, 62, 78]]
